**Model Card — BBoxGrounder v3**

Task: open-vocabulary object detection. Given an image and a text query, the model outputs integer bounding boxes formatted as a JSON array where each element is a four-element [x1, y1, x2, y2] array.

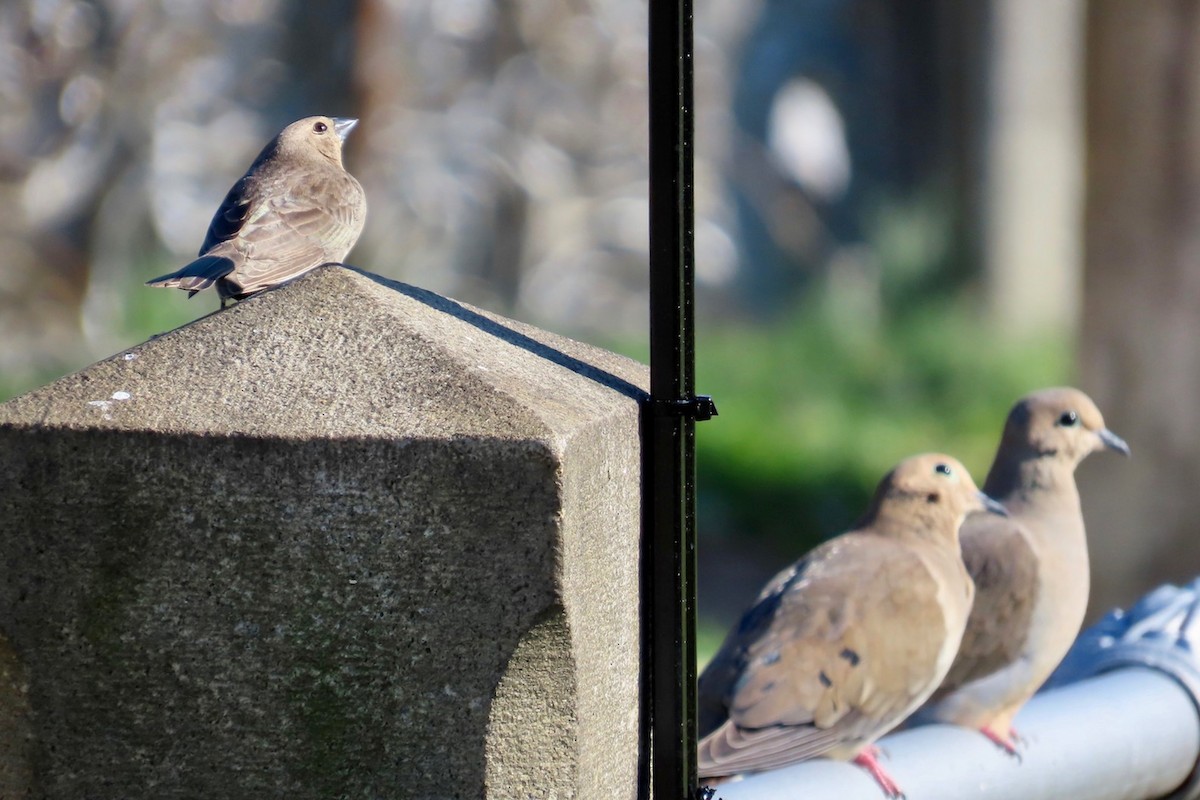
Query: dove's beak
[[978, 491, 1008, 517], [1098, 427, 1131, 457], [332, 118, 358, 143]]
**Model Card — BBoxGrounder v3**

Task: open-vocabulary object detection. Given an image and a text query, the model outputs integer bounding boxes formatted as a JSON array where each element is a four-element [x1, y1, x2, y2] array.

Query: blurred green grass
[[695, 296, 1071, 549]]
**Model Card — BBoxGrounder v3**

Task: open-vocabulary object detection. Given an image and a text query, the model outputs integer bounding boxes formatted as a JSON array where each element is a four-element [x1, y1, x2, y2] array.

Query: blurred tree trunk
[[983, 0, 1084, 335], [1081, 1, 1200, 616]]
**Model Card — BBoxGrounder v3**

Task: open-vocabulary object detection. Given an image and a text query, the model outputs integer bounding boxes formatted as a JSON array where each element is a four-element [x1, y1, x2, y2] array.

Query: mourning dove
[[917, 387, 1129, 754], [697, 453, 1006, 797], [147, 116, 367, 307]]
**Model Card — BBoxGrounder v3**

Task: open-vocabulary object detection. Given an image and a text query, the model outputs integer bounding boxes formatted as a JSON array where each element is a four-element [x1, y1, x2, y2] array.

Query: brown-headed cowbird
[[147, 115, 367, 307]]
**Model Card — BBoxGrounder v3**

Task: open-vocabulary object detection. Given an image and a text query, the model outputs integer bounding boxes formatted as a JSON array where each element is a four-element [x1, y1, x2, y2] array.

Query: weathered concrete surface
[[0, 266, 648, 799]]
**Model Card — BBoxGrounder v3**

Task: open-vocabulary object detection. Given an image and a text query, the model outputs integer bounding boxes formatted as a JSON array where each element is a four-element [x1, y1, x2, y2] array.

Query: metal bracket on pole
[[653, 396, 719, 421]]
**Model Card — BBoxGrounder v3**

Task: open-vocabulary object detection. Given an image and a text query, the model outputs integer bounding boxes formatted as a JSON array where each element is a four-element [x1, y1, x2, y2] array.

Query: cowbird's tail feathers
[[146, 256, 236, 297]]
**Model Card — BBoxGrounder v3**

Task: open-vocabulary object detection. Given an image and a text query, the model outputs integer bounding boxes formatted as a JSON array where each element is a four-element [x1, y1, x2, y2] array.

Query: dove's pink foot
[[853, 746, 905, 799], [981, 725, 1024, 760]]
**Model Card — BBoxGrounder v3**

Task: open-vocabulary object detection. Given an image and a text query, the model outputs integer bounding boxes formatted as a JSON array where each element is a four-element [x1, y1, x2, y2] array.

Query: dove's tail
[[146, 255, 236, 297]]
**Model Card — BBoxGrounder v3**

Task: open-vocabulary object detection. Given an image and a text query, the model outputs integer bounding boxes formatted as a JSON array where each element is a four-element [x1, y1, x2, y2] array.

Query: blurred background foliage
[[2, 0, 1194, 663]]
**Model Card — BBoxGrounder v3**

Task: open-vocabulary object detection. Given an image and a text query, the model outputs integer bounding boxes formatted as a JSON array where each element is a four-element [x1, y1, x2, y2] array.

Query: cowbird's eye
[[934, 463, 953, 477], [314, 121, 328, 133]]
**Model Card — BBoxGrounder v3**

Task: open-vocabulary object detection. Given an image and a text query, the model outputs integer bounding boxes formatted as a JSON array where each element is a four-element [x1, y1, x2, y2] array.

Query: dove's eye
[[934, 463, 953, 477], [1058, 410, 1079, 427], [313, 121, 328, 133]]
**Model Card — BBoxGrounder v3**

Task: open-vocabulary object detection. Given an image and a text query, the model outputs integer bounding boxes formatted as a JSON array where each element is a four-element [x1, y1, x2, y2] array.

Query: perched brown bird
[[147, 115, 366, 307], [916, 387, 1129, 755], [697, 453, 1006, 798]]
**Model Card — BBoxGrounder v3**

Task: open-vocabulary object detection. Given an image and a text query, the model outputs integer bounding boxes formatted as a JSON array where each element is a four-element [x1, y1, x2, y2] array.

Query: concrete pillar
[[0, 266, 647, 799]]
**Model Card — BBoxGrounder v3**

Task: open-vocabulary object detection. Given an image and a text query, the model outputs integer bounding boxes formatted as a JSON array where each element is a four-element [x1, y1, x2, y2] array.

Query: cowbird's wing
[[199, 176, 255, 255], [215, 171, 365, 295]]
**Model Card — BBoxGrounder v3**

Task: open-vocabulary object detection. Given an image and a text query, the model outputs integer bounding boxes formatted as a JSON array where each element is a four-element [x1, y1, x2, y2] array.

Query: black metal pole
[[642, 0, 713, 798]]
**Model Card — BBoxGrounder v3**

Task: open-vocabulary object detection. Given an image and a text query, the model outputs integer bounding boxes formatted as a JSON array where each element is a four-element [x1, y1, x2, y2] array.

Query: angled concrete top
[[0, 267, 648, 441]]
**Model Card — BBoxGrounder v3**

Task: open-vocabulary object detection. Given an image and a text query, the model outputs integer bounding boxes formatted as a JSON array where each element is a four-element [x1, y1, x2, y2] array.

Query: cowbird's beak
[[332, 118, 358, 143], [1098, 427, 1131, 457], [978, 491, 1008, 517]]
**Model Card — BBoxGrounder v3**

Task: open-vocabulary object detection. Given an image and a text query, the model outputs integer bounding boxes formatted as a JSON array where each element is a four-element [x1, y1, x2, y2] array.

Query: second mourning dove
[[147, 115, 367, 307], [917, 387, 1129, 754], [697, 453, 1006, 797]]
